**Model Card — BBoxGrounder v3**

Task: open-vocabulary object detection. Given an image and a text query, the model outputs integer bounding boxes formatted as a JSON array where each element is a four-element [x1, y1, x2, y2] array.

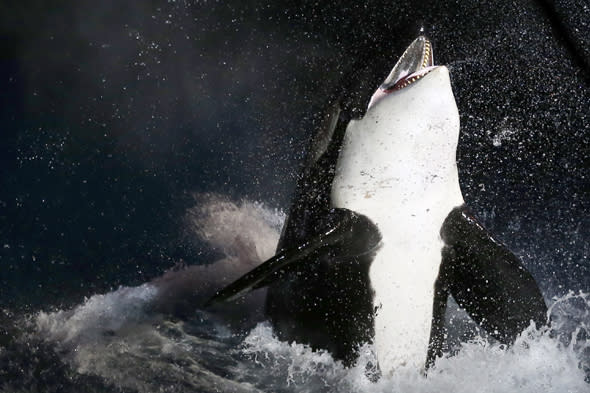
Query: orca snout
[[368, 36, 438, 109]]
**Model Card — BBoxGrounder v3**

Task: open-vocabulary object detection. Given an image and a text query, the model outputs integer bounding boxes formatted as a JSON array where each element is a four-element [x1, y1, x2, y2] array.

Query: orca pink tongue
[[367, 36, 435, 110]]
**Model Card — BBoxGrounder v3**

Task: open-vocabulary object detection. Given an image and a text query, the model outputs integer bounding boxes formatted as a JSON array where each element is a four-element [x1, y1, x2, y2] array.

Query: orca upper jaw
[[368, 36, 438, 110]]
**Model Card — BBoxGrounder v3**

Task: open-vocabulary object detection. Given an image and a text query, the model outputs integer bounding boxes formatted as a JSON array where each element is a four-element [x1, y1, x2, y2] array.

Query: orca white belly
[[331, 66, 464, 375]]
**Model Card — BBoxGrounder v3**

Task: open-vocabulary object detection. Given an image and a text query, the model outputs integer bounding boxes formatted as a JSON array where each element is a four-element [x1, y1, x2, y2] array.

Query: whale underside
[[207, 36, 547, 375]]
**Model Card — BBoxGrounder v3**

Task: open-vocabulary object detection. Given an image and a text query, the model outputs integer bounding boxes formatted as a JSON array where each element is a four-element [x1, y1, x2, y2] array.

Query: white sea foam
[[36, 283, 158, 345], [240, 305, 589, 393]]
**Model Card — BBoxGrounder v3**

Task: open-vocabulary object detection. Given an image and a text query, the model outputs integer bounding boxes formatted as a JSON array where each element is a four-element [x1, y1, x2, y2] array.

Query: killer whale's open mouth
[[368, 36, 437, 109], [382, 36, 435, 91]]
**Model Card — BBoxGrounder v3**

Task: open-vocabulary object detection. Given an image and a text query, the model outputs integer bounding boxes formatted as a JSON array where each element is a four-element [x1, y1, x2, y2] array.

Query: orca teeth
[[381, 36, 434, 89], [367, 36, 436, 110], [385, 67, 436, 92], [422, 39, 432, 69], [386, 37, 435, 91]]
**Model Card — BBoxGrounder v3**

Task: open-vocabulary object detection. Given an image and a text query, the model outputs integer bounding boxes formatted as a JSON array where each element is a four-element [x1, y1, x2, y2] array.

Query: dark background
[[0, 0, 588, 311]]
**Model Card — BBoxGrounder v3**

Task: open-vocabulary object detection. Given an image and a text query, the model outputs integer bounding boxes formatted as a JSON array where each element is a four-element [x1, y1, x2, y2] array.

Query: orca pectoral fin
[[204, 208, 381, 307], [203, 247, 300, 307], [440, 205, 548, 344], [426, 278, 449, 372]]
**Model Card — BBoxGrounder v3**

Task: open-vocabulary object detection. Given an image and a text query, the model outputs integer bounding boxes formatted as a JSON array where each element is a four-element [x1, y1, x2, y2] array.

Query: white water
[[32, 195, 589, 392]]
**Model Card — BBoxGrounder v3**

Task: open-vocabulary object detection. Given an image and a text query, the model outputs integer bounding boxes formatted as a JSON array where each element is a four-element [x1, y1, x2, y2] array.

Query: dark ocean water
[[1, 0, 588, 391]]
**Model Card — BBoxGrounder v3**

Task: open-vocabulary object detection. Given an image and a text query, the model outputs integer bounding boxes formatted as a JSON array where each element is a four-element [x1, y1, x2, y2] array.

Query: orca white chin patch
[[332, 65, 464, 375]]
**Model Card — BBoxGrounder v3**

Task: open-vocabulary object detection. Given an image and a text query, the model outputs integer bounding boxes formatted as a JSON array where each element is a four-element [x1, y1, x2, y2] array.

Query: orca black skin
[[427, 205, 548, 367]]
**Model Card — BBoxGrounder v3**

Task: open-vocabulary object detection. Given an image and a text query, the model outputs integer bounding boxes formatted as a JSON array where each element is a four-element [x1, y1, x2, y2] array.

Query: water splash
[[239, 303, 589, 393]]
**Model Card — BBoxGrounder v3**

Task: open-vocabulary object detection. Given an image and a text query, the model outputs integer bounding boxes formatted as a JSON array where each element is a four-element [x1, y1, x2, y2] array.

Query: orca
[[206, 36, 548, 376]]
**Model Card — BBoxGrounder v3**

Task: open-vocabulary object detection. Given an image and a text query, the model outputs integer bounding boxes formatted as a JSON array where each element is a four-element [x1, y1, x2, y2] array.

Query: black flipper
[[425, 278, 449, 371], [439, 205, 548, 344], [205, 208, 381, 307]]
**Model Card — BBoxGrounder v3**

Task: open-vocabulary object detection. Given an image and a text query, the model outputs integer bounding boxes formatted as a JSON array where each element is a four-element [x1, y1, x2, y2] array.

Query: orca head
[[367, 36, 442, 110], [333, 36, 460, 211]]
